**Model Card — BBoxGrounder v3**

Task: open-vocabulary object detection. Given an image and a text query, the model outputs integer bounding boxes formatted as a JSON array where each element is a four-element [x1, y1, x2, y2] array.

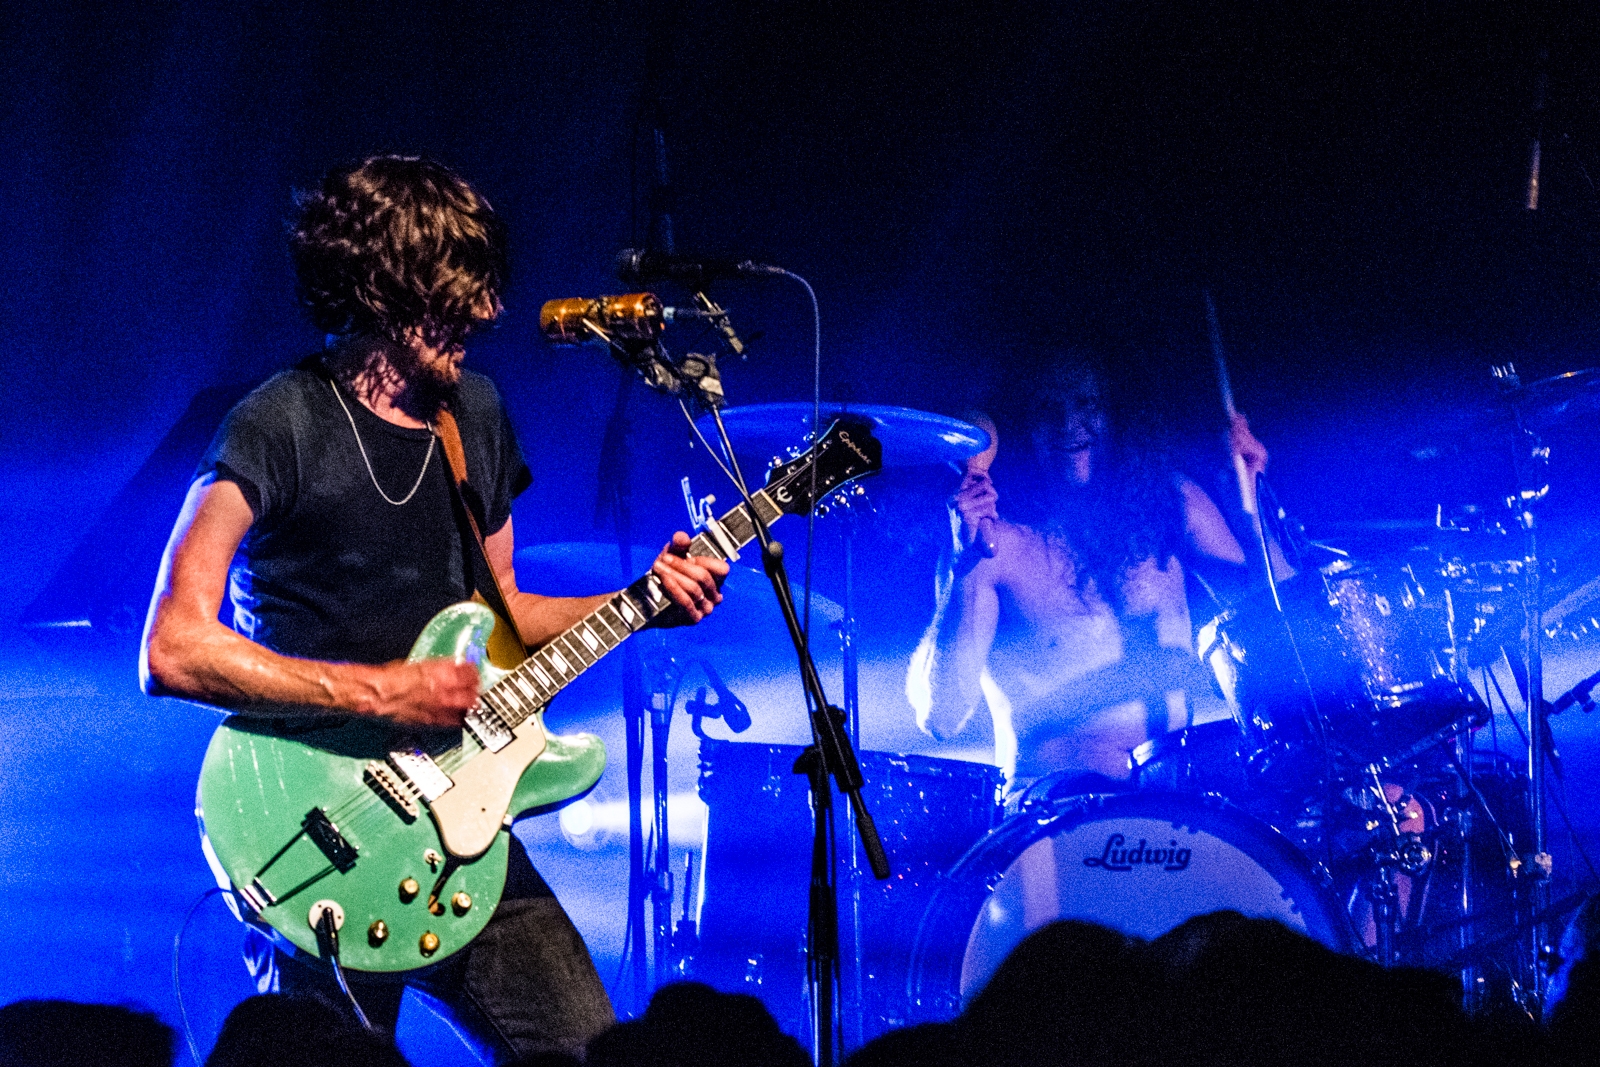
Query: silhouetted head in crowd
[[1548, 893, 1600, 1016], [205, 993, 406, 1067], [0, 1000, 173, 1067], [1548, 893, 1600, 1060], [586, 982, 807, 1067], [958, 919, 1163, 1066], [1149, 911, 1471, 1067], [842, 1022, 964, 1067]]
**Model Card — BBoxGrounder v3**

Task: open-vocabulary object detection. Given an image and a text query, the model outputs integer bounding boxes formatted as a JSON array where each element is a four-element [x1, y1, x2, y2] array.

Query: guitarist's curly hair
[[290, 156, 508, 349]]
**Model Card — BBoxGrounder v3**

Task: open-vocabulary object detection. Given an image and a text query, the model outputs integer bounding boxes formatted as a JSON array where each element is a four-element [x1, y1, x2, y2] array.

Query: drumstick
[[1204, 290, 1257, 518], [961, 411, 999, 557]]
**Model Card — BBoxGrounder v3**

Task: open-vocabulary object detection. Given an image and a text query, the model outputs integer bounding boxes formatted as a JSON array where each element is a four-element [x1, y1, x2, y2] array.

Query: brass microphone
[[539, 293, 665, 346]]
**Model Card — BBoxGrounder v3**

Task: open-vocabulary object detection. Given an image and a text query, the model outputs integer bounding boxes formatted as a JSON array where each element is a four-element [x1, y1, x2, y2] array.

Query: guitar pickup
[[464, 708, 513, 753], [364, 761, 419, 821], [387, 747, 453, 803], [302, 808, 358, 873]]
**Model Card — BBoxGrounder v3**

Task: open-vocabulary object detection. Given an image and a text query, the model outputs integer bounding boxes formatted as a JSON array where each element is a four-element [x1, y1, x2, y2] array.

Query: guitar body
[[197, 602, 606, 972]]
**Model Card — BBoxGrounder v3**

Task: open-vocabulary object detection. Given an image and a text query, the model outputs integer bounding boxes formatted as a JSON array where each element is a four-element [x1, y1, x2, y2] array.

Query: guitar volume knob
[[368, 920, 389, 946], [399, 878, 420, 902], [451, 891, 473, 915], [419, 931, 440, 956]]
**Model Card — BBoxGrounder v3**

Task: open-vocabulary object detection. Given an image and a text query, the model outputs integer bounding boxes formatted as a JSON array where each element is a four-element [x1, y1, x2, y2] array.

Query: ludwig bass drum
[[906, 792, 1353, 1020]]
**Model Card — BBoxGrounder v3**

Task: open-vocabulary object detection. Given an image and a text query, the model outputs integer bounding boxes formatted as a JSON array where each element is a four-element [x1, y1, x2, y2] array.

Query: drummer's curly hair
[[997, 352, 1186, 608], [289, 156, 507, 348]]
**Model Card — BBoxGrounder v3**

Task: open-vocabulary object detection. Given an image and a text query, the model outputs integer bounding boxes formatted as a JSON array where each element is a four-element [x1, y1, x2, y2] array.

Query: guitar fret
[[593, 606, 624, 642], [613, 594, 643, 631], [559, 632, 595, 668], [529, 662, 554, 690], [576, 622, 602, 655], [718, 508, 755, 546], [480, 691, 516, 726], [496, 688, 530, 719], [750, 491, 783, 527], [545, 647, 572, 678], [510, 674, 542, 707]]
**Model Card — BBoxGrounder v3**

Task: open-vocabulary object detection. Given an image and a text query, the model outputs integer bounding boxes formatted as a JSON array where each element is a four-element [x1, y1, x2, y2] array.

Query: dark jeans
[[247, 839, 615, 1062]]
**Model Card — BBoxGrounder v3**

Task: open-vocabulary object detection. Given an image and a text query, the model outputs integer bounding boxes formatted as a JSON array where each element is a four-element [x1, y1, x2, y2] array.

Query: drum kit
[[549, 362, 1596, 1039]]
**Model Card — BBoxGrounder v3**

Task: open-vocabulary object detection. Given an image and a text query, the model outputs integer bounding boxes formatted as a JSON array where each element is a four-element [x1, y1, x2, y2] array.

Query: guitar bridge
[[364, 761, 419, 821]]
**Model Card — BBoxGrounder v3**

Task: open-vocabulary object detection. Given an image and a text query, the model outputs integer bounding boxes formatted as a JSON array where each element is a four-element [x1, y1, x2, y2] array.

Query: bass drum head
[[908, 792, 1352, 1019]]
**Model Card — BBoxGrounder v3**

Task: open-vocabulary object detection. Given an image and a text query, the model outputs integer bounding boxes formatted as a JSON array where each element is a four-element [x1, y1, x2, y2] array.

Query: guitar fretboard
[[465, 487, 785, 744]]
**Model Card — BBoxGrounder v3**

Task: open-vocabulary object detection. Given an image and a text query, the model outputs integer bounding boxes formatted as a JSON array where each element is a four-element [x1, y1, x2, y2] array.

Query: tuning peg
[[770, 456, 784, 469]]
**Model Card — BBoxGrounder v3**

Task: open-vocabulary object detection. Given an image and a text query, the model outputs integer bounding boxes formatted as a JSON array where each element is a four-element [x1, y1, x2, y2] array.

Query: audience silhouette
[[0, 1000, 173, 1067], [8, 903, 1599, 1067]]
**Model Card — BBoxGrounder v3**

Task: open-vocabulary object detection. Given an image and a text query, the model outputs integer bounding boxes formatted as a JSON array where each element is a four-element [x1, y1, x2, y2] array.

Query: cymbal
[[696, 403, 989, 467]]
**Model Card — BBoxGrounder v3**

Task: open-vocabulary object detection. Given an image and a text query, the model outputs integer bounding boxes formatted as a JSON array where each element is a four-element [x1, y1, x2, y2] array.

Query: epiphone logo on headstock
[[834, 428, 872, 467], [1083, 834, 1192, 872]]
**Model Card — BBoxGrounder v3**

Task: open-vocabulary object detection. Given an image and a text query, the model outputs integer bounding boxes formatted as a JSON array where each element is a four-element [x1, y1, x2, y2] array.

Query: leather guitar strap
[[435, 408, 530, 661]]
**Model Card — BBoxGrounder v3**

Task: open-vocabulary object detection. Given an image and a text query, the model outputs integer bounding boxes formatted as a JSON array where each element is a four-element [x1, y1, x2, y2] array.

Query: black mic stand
[[611, 319, 891, 1067], [595, 374, 651, 1014]]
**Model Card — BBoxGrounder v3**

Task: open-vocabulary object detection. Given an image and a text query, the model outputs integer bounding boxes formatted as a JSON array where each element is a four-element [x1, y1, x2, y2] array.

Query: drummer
[[906, 354, 1290, 790]]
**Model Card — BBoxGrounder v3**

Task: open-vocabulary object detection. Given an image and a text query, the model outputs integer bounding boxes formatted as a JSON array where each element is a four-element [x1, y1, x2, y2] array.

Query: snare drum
[[907, 792, 1352, 1018]]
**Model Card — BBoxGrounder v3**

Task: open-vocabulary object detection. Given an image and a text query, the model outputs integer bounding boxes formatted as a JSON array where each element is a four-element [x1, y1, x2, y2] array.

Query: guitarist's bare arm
[[142, 477, 730, 728], [141, 476, 482, 728]]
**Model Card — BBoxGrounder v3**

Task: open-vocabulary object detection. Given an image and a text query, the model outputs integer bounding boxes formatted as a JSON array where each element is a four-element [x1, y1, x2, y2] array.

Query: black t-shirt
[[197, 357, 533, 665]]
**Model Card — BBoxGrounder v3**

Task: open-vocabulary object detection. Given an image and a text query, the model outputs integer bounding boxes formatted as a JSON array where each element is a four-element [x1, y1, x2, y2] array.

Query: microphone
[[540, 294, 665, 346], [1553, 668, 1600, 714], [690, 662, 751, 734], [616, 248, 781, 287]]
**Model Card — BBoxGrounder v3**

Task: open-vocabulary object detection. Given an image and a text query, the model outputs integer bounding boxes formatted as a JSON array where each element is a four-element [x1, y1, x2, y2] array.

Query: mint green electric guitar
[[196, 419, 881, 972]]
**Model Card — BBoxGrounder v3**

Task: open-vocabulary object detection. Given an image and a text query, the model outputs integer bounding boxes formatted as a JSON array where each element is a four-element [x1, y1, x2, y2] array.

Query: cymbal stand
[[828, 491, 873, 1047], [1495, 362, 1554, 1005]]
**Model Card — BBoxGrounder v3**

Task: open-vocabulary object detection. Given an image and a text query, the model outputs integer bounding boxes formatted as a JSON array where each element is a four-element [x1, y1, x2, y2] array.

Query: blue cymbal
[[696, 403, 989, 467]]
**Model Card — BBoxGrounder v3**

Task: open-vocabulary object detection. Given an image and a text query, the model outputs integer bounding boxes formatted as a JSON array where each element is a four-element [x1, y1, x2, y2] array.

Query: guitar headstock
[[762, 418, 883, 518]]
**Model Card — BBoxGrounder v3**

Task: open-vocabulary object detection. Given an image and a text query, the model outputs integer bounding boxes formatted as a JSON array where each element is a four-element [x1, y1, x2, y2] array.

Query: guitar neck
[[467, 488, 782, 740]]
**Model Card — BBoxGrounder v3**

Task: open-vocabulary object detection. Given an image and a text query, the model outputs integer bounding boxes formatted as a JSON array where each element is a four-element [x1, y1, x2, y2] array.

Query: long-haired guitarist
[[140, 155, 728, 1059]]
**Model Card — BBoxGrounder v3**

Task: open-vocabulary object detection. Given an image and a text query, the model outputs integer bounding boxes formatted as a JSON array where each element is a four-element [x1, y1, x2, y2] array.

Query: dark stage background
[[5, 0, 1600, 1056]]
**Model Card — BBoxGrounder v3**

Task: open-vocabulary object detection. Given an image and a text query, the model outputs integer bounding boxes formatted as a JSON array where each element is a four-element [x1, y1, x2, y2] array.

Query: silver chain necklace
[[329, 378, 436, 506]]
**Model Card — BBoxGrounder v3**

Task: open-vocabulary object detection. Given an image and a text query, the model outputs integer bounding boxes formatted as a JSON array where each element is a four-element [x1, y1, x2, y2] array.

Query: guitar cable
[[172, 886, 232, 1066], [316, 907, 376, 1032]]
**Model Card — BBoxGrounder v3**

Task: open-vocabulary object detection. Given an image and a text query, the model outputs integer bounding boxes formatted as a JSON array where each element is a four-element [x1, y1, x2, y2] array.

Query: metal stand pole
[[650, 673, 675, 988], [598, 373, 650, 1015], [1523, 510, 1551, 1001], [834, 515, 865, 1048]]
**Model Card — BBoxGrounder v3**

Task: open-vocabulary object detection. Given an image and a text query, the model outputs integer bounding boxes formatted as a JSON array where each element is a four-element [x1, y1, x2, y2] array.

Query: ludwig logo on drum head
[[1083, 834, 1191, 872]]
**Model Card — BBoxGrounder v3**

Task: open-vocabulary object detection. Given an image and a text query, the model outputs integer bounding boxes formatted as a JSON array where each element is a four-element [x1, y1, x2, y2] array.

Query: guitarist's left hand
[[651, 531, 729, 624]]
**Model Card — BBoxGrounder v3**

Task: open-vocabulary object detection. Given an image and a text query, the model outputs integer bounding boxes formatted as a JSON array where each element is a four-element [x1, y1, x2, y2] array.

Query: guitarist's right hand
[[367, 659, 481, 728]]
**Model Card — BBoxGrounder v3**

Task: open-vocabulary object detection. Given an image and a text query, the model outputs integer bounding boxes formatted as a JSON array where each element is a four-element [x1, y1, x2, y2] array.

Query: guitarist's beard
[[328, 335, 462, 420]]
